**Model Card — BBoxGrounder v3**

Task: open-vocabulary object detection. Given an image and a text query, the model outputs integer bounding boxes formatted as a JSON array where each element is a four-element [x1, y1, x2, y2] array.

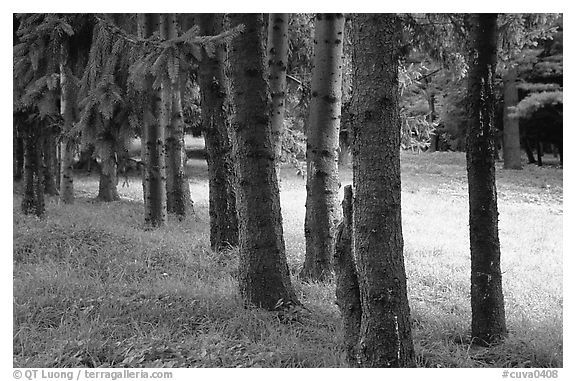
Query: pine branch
[[95, 14, 245, 57]]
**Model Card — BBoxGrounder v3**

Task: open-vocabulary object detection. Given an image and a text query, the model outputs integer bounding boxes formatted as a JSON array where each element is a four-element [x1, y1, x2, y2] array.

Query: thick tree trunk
[[21, 122, 45, 217], [267, 13, 290, 178], [228, 13, 299, 309], [466, 13, 507, 345], [97, 128, 119, 202], [163, 13, 191, 218], [334, 185, 362, 367], [301, 13, 345, 281], [197, 13, 239, 250], [98, 166, 119, 202], [59, 42, 76, 204], [502, 68, 522, 169], [351, 14, 415, 367], [139, 13, 167, 227], [42, 125, 59, 195]]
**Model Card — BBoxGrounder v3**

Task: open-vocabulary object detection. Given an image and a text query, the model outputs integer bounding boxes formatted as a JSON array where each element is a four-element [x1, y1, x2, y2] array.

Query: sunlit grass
[[13, 144, 562, 367]]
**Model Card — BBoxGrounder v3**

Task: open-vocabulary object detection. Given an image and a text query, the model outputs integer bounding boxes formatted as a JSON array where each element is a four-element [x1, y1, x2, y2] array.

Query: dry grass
[[13, 140, 562, 367]]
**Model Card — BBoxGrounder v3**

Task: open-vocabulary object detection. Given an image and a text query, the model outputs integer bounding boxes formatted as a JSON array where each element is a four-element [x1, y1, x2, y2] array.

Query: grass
[[13, 139, 562, 368]]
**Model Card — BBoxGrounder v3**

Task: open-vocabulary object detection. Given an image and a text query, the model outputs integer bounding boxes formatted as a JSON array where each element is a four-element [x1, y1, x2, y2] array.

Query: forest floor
[[13, 138, 563, 368]]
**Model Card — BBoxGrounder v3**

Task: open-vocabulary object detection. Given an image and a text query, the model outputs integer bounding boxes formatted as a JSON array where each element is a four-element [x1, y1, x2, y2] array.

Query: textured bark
[[301, 13, 345, 281], [503, 68, 522, 169], [42, 126, 59, 195], [351, 14, 415, 367], [197, 13, 239, 250], [97, 126, 119, 202], [228, 13, 299, 309], [21, 121, 45, 217], [163, 13, 191, 218], [334, 185, 362, 367], [466, 13, 507, 345], [59, 42, 76, 204], [139, 13, 167, 227], [267, 13, 289, 177]]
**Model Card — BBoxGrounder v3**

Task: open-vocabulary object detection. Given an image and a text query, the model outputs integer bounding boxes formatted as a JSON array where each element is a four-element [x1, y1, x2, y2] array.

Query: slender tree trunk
[[523, 136, 536, 164], [502, 68, 522, 169], [13, 122, 24, 181], [139, 13, 167, 227], [351, 14, 415, 367], [536, 139, 543, 166], [21, 121, 45, 217], [228, 13, 299, 309], [334, 185, 362, 366], [162, 13, 190, 218], [301, 13, 345, 281], [59, 42, 76, 204], [427, 92, 438, 152], [267, 13, 290, 179], [42, 125, 59, 195], [466, 13, 507, 345], [197, 13, 239, 250]]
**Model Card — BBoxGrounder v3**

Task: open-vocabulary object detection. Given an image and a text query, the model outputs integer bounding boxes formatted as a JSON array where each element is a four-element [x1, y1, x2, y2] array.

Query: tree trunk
[[267, 13, 290, 179], [465, 13, 507, 345], [427, 92, 438, 152], [334, 185, 362, 367], [163, 13, 190, 218], [42, 125, 59, 195], [197, 13, 239, 250], [139, 13, 167, 227], [59, 42, 76, 204], [228, 13, 299, 309], [21, 121, 45, 217], [301, 13, 345, 281], [97, 126, 120, 202], [13, 122, 24, 181], [351, 14, 415, 367], [536, 139, 543, 166]]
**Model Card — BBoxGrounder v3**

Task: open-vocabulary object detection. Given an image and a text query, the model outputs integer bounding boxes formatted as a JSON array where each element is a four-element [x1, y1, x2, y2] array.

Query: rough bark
[[21, 121, 45, 217], [267, 13, 290, 178], [351, 14, 415, 367], [59, 41, 76, 204], [466, 13, 507, 345], [301, 13, 345, 281], [163, 13, 191, 218], [42, 125, 60, 195], [97, 126, 120, 202], [139, 13, 167, 227], [334, 185, 362, 367], [228, 13, 299, 309], [502, 68, 522, 169], [197, 13, 239, 250]]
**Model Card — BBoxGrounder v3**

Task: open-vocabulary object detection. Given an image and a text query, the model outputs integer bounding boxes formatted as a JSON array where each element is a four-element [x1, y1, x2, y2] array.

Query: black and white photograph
[[11, 7, 567, 376]]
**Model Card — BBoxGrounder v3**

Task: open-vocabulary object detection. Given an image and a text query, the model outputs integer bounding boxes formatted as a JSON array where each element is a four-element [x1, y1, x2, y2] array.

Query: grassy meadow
[[13, 138, 563, 368]]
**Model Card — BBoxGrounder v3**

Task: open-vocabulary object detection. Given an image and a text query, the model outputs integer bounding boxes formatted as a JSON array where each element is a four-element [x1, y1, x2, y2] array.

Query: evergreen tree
[[197, 13, 239, 250], [14, 14, 77, 214], [267, 13, 290, 179], [159, 14, 191, 218], [301, 13, 345, 281], [465, 13, 507, 345], [228, 13, 299, 309], [349, 13, 415, 367]]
